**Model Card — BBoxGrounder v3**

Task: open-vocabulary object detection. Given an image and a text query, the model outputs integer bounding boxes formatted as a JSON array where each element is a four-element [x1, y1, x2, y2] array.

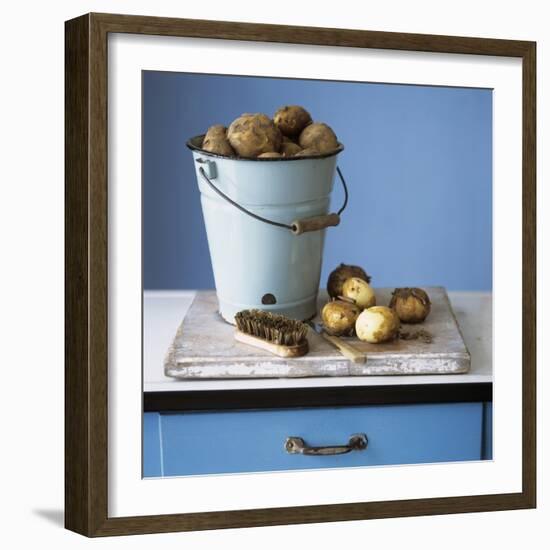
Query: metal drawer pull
[[285, 433, 368, 456]]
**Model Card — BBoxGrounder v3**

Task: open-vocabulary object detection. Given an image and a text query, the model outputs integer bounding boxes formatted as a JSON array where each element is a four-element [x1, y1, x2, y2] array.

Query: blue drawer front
[[143, 412, 163, 477], [145, 402, 483, 477]]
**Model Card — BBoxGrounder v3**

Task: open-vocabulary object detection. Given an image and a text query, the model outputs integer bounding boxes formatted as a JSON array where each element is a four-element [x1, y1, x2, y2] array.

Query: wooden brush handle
[[322, 332, 366, 364], [235, 330, 309, 358]]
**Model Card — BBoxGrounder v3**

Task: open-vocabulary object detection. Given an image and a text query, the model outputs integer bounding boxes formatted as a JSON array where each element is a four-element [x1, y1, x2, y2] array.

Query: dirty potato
[[257, 151, 283, 158], [227, 113, 282, 158], [201, 125, 235, 157], [321, 300, 361, 336], [280, 141, 302, 156], [273, 105, 312, 137], [389, 288, 431, 323], [298, 122, 339, 153]]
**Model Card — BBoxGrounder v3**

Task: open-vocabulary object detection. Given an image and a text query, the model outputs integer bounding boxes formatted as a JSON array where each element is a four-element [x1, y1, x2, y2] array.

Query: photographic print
[[142, 71, 493, 477]]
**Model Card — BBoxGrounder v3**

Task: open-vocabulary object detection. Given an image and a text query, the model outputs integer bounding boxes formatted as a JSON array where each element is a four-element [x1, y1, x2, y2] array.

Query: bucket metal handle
[[197, 164, 349, 235]]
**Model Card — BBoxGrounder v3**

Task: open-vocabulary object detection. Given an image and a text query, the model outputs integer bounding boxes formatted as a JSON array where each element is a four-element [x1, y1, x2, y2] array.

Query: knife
[[308, 321, 366, 364]]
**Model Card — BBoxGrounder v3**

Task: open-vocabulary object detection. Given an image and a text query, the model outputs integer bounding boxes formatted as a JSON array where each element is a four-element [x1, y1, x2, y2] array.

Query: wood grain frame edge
[[65, 13, 93, 536], [64, 12, 537, 537]]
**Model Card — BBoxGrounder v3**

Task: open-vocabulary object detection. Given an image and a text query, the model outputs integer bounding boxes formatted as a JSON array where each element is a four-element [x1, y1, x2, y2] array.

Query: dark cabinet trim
[[144, 382, 492, 412]]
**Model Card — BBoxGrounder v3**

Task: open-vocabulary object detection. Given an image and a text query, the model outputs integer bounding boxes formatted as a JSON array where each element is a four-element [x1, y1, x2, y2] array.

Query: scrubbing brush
[[234, 310, 309, 358]]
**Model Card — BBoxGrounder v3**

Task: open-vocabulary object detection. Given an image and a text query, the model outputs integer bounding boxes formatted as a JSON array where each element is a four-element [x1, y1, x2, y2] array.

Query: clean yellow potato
[[355, 306, 400, 344], [342, 277, 376, 309]]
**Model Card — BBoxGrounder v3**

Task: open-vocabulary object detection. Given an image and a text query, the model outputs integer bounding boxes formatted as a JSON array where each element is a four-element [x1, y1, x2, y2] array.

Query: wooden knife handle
[[322, 332, 366, 364]]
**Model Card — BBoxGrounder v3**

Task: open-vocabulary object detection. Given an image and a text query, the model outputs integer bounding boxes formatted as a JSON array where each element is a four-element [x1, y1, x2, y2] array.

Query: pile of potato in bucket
[[200, 106, 341, 159]]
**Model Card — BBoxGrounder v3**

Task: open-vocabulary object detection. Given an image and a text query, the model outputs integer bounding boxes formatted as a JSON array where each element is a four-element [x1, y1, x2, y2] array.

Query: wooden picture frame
[[65, 12, 536, 537]]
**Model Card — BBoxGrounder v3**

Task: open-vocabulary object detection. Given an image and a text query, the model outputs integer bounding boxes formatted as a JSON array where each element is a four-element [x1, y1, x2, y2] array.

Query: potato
[[258, 152, 282, 158], [321, 300, 361, 336], [202, 125, 235, 157], [203, 138, 235, 157], [273, 105, 312, 137], [355, 306, 400, 344], [342, 277, 376, 309], [389, 288, 431, 323], [227, 113, 282, 158], [281, 141, 302, 156], [299, 122, 338, 153], [293, 147, 321, 157], [204, 124, 226, 138], [327, 263, 371, 299]]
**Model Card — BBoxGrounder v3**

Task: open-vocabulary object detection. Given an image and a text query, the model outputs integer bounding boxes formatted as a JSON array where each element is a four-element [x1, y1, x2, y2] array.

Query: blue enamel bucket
[[187, 135, 347, 324]]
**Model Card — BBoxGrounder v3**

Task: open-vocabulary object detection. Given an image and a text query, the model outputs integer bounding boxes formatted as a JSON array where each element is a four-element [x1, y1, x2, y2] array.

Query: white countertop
[[143, 290, 492, 392]]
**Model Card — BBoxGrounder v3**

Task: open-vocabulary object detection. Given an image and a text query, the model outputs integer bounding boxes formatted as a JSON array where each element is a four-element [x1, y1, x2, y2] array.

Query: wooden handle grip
[[322, 333, 366, 364], [235, 330, 309, 358], [291, 213, 340, 235]]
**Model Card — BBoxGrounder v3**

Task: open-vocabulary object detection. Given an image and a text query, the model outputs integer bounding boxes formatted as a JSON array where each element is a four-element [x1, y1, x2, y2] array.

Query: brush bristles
[[235, 310, 309, 346]]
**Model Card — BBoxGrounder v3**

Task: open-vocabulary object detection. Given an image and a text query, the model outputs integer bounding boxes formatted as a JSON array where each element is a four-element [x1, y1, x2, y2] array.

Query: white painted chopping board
[[163, 287, 470, 380]]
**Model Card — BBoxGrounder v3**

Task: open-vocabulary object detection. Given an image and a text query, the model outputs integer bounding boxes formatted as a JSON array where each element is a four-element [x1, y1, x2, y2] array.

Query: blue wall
[[143, 72, 492, 291]]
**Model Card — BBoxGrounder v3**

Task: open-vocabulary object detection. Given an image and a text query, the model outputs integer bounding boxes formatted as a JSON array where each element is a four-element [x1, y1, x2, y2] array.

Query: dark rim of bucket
[[186, 134, 344, 161]]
